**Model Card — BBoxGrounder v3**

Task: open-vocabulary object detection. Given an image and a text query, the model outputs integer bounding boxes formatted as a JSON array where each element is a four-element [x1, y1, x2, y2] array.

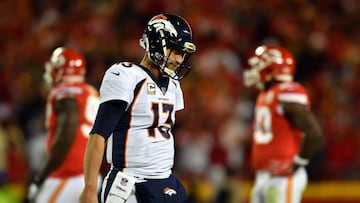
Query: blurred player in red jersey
[[27, 47, 101, 202], [243, 45, 323, 203]]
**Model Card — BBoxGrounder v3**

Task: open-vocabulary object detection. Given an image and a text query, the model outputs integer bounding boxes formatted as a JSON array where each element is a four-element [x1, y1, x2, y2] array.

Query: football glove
[[27, 175, 44, 202]]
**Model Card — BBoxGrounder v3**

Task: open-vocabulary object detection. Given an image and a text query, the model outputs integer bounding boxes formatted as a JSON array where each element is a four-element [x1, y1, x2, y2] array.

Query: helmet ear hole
[[154, 52, 163, 61]]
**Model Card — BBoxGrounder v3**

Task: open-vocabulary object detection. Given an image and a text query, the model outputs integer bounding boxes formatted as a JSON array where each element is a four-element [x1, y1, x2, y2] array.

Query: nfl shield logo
[[120, 178, 128, 186]]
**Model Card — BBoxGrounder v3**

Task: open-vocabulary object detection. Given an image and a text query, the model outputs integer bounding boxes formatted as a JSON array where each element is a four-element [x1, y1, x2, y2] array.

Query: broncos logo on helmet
[[148, 18, 178, 37]]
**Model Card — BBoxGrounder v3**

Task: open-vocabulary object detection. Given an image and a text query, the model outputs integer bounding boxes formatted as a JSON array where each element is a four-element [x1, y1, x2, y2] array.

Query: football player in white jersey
[[79, 13, 196, 203]]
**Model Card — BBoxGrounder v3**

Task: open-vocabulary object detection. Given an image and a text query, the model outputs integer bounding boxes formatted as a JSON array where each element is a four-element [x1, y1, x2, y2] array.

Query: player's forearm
[[39, 133, 75, 180], [299, 129, 322, 159], [40, 101, 78, 179], [40, 143, 71, 180], [83, 133, 105, 191], [298, 113, 323, 159]]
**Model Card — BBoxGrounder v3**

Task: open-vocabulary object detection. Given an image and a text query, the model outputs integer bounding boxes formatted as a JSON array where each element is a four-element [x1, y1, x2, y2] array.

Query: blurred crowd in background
[[1, 0, 360, 202]]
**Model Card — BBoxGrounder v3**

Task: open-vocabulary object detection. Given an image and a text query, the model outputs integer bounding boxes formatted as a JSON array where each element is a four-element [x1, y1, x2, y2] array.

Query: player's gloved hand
[[27, 174, 44, 202]]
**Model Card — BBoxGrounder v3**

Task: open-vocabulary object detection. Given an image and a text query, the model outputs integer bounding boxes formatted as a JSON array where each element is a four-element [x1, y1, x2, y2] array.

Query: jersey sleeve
[[276, 82, 310, 107], [99, 63, 135, 107]]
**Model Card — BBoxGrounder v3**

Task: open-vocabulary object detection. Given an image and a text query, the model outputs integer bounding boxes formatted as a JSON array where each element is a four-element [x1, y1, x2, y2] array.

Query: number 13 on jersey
[[147, 102, 174, 139]]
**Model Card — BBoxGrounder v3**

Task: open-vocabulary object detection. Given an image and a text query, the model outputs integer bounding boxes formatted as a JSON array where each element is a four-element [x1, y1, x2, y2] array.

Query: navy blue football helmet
[[140, 14, 196, 80]]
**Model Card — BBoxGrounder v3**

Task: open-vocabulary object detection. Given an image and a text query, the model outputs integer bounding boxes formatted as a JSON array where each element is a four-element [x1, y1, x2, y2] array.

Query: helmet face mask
[[43, 47, 86, 88], [139, 14, 196, 80], [243, 45, 296, 89]]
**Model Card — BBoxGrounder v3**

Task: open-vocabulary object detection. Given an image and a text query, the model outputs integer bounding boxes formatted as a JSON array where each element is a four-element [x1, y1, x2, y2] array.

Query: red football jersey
[[45, 82, 99, 178], [251, 82, 310, 174]]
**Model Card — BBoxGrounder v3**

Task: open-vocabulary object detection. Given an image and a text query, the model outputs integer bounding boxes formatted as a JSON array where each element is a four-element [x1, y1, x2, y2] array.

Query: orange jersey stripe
[[49, 179, 67, 203], [286, 176, 293, 203]]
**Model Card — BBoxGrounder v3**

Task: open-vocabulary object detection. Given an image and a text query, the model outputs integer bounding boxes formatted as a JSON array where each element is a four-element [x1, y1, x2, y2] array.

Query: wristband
[[293, 155, 309, 166]]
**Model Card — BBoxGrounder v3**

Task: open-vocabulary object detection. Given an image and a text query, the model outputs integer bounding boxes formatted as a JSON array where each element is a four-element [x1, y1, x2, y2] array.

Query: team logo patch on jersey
[[147, 83, 156, 95], [163, 187, 177, 196]]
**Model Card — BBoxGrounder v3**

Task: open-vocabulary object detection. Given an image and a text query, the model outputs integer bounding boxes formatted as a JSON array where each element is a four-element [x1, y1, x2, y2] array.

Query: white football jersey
[[99, 62, 184, 179]]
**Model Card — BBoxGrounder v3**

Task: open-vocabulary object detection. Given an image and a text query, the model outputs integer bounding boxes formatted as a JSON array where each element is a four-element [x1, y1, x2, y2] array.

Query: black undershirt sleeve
[[90, 100, 128, 140]]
